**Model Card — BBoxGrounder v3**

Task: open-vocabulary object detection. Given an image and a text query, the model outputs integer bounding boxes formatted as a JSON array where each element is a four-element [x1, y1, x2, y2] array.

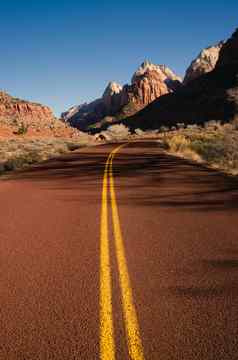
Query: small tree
[[15, 122, 29, 135]]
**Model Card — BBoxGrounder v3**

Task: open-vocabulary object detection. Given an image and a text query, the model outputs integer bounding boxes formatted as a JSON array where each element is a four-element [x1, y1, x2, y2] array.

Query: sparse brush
[[165, 134, 191, 152], [14, 122, 29, 135], [104, 124, 130, 141], [0, 136, 93, 174], [164, 124, 238, 175]]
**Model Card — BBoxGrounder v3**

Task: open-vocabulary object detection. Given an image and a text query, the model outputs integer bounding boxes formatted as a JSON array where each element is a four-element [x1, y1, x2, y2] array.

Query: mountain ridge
[[61, 61, 182, 131], [117, 28, 238, 131]]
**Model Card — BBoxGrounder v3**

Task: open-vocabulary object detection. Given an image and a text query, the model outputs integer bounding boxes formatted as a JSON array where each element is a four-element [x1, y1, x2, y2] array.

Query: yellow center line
[[100, 155, 115, 360], [100, 144, 145, 360], [109, 146, 145, 360]]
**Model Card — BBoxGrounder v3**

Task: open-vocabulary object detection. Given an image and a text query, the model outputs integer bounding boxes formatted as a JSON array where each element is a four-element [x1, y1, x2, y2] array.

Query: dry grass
[[161, 122, 238, 175], [0, 136, 94, 174], [94, 122, 238, 177]]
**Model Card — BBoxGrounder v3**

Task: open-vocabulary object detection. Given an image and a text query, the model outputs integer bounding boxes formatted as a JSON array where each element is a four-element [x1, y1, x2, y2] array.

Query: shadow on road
[[6, 142, 238, 212]]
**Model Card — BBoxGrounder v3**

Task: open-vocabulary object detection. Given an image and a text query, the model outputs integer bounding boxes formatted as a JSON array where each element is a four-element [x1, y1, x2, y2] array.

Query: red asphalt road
[[0, 141, 238, 359]]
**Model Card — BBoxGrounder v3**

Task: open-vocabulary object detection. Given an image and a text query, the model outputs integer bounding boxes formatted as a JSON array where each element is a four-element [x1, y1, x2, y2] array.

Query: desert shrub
[[222, 132, 238, 169], [159, 126, 169, 133], [176, 123, 185, 129], [187, 124, 199, 130], [4, 157, 28, 171], [135, 128, 145, 136], [105, 124, 130, 141], [14, 122, 29, 135], [3, 150, 42, 171], [0, 136, 93, 174], [161, 122, 238, 174], [204, 120, 222, 130], [165, 134, 190, 152], [66, 142, 82, 151], [190, 139, 225, 162]]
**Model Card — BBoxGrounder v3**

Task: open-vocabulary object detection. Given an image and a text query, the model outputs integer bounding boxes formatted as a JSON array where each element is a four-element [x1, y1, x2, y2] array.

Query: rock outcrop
[[102, 82, 123, 114], [183, 42, 224, 85], [132, 61, 181, 92], [124, 61, 182, 106], [61, 61, 182, 131], [0, 91, 82, 139], [119, 28, 238, 131], [0, 91, 54, 122], [183, 42, 224, 84]]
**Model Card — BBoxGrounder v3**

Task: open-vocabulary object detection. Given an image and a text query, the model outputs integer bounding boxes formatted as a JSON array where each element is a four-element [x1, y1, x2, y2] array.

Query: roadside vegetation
[[95, 121, 238, 176], [96, 124, 131, 142], [2, 119, 238, 177], [159, 121, 238, 175], [0, 136, 93, 175]]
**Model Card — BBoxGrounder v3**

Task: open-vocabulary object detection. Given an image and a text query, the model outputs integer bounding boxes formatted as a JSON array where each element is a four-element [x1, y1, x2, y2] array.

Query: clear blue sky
[[0, 0, 237, 116]]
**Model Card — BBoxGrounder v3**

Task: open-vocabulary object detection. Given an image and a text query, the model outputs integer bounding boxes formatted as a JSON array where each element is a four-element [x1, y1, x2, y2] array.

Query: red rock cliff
[[0, 91, 83, 139], [0, 92, 54, 123]]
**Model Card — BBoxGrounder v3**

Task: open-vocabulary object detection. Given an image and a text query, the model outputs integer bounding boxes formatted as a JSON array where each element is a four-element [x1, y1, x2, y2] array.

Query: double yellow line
[[100, 145, 145, 360]]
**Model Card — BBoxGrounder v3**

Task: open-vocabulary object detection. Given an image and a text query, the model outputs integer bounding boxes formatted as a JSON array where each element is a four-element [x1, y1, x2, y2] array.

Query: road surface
[[0, 141, 238, 359]]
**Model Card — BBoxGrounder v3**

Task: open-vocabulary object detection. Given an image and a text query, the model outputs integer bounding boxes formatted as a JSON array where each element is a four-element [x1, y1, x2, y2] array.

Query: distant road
[[1, 141, 238, 359]]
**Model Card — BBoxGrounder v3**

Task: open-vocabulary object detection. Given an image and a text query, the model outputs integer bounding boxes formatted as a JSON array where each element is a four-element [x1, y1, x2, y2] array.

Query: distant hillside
[[0, 91, 82, 139]]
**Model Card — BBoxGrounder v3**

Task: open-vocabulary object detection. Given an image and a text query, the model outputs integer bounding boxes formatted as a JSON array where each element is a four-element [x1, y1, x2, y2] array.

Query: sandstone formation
[[61, 61, 182, 131], [132, 61, 181, 91], [0, 91, 54, 122], [123, 61, 182, 106], [119, 28, 238, 131], [102, 82, 124, 114], [183, 42, 223, 84], [0, 91, 82, 139]]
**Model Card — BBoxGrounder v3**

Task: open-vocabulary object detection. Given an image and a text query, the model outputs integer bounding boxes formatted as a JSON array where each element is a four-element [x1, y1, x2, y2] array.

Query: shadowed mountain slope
[[119, 28, 238, 131]]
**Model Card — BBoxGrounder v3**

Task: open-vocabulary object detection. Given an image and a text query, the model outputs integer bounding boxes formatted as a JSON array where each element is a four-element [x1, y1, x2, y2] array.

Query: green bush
[[14, 123, 29, 135], [163, 124, 238, 174], [190, 140, 225, 162]]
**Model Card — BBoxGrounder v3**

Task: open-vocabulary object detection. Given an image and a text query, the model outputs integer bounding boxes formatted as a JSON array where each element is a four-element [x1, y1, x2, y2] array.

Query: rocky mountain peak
[[183, 42, 224, 84], [124, 27, 238, 131], [103, 81, 123, 98], [132, 61, 182, 84], [62, 60, 182, 131]]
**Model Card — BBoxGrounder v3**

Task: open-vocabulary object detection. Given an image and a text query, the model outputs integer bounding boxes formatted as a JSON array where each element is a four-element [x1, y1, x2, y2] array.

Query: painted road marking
[[100, 155, 115, 360], [109, 148, 145, 360], [100, 145, 145, 360]]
